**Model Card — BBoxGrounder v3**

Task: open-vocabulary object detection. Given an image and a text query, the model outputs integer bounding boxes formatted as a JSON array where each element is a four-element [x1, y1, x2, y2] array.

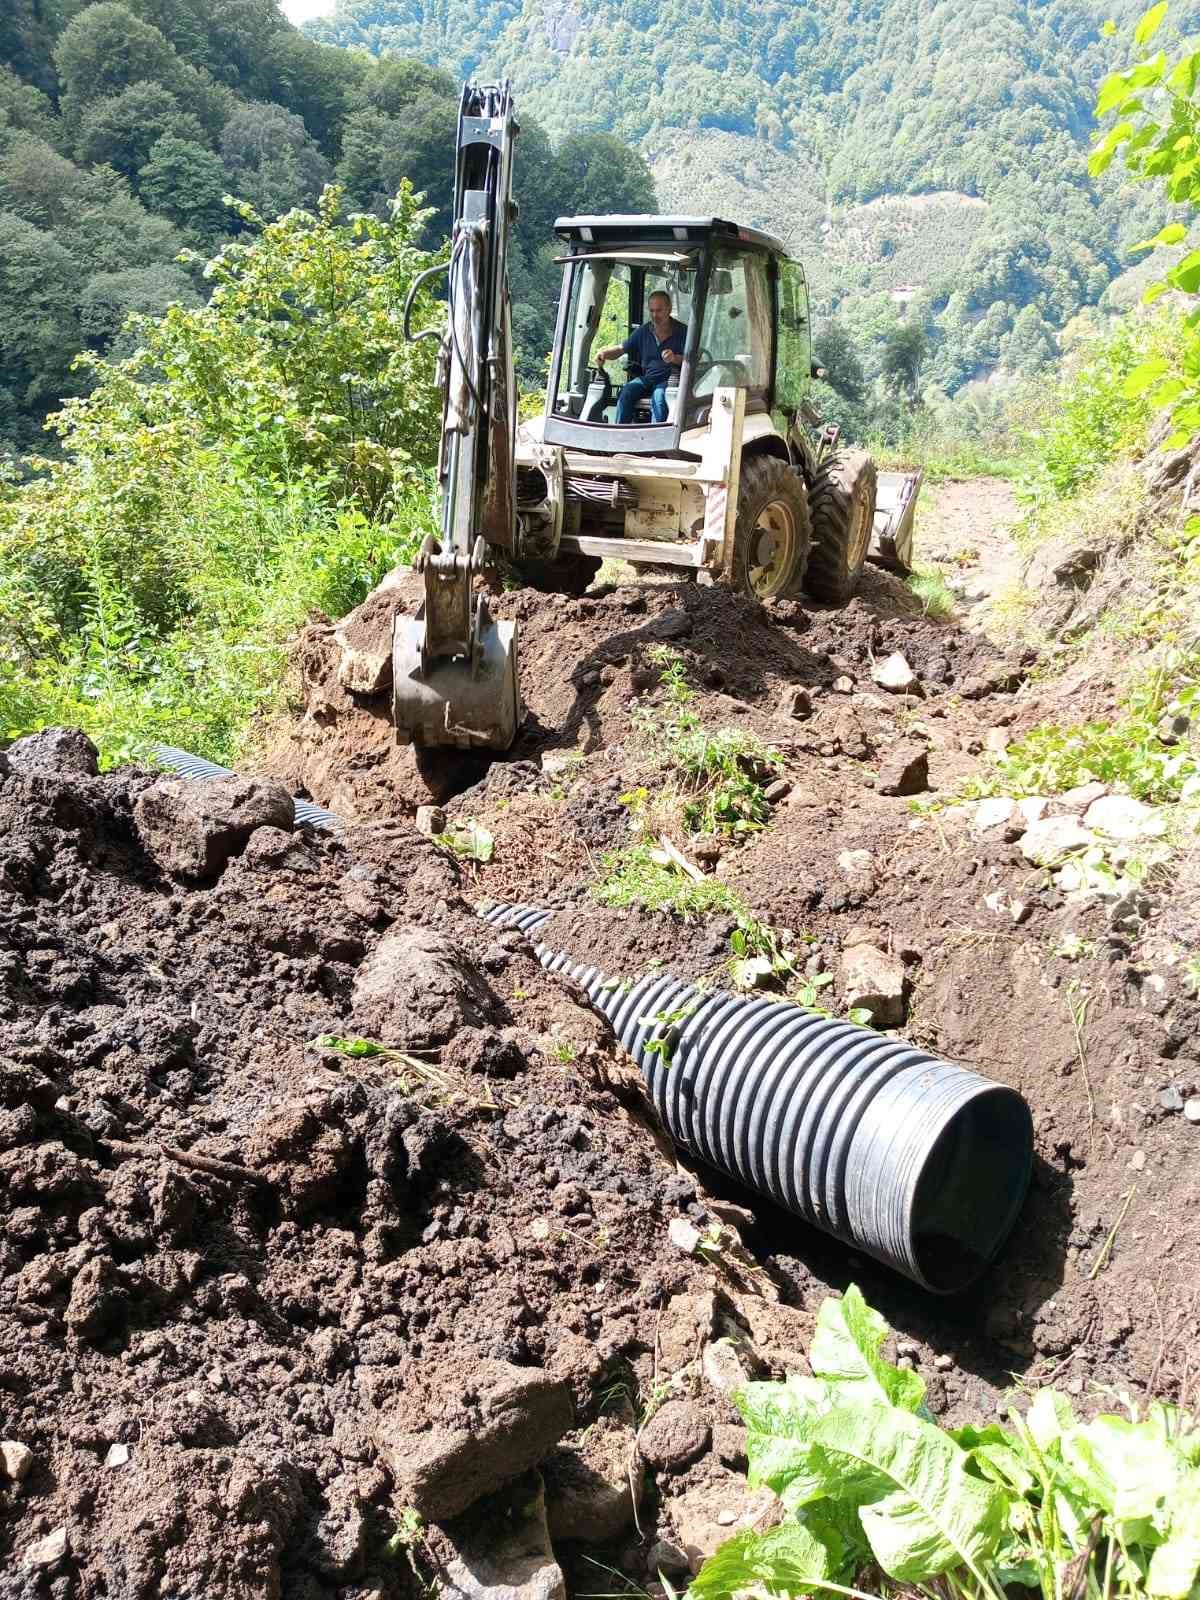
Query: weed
[[636, 1001, 698, 1067], [728, 921, 803, 990], [907, 566, 956, 620], [438, 818, 495, 863], [548, 1040, 578, 1064], [692, 1283, 1200, 1600], [385, 1505, 437, 1593], [1052, 933, 1095, 960], [317, 1035, 496, 1109], [594, 841, 753, 920]]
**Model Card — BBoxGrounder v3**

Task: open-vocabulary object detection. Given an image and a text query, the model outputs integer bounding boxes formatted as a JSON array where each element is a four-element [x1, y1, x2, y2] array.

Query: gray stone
[[701, 1338, 757, 1397], [645, 1541, 690, 1578], [23, 1526, 69, 1570], [638, 1401, 710, 1472], [5, 726, 99, 777], [871, 651, 917, 692], [1057, 781, 1109, 813], [135, 775, 295, 881], [1110, 890, 1152, 932], [840, 944, 906, 1028], [1019, 815, 1095, 867], [104, 1442, 131, 1469], [544, 1416, 642, 1544], [375, 1362, 573, 1522], [671, 1477, 780, 1573], [974, 797, 1016, 833], [1, 1440, 33, 1481], [352, 925, 501, 1048], [1085, 795, 1166, 841], [837, 848, 874, 877], [763, 778, 791, 804], [1185, 1099, 1200, 1124], [875, 743, 929, 797], [777, 685, 812, 720], [415, 804, 446, 837], [1159, 1086, 1185, 1113], [831, 674, 855, 694], [437, 1473, 565, 1600], [656, 1291, 716, 1373]]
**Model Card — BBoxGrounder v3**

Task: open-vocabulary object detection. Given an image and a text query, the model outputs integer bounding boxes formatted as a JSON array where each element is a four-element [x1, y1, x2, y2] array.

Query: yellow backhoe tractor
[[394, 82, 921, 751]]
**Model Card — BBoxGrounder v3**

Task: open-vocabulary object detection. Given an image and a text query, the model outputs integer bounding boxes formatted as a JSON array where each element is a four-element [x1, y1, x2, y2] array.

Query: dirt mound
[[0, 744, 806, 1596], [252, 570, 1001, 823]]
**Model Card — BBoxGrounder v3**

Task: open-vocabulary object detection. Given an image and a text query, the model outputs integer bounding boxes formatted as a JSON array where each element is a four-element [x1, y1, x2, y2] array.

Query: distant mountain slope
[[308, 0, 1200, 391]]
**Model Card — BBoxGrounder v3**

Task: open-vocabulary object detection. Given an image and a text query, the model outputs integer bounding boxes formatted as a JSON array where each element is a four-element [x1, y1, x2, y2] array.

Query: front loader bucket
[[870, 469, 923, 575], [392, 611, 520, 750]]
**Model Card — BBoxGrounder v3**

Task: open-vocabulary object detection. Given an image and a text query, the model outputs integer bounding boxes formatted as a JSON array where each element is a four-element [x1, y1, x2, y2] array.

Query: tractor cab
[[544, 215, 812, 455]]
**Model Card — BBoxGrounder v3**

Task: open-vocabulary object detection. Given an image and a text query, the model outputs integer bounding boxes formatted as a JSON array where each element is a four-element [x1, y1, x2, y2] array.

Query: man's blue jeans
[[616, 375, 670, 424]]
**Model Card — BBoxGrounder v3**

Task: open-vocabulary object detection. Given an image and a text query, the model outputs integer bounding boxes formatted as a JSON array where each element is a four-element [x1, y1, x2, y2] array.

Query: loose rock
[[1085, 795, 1166, 841], [1158, 1086, 1184, 1113], [352, 925, 502, 1046], [435, 1472, 565, 1600], [840, 944, 907, 1027], [875, 742, 929, 796], [871, 651, 918, 692], [23, 1526, 69, 1570], [544, 1415, 642, 1544], [0, 1440, 34, 1481], [375, 1362, 573, 1522], [1185, 1099, 1200, 1124], [974, 797, 1017, 833], [135, 775, 295, 881], [1020, 815, 1095, 867], [415, 804, 446, 837], [638, 1401, 710, 1472], [5, 726, 99, 776], [777, 686, 812, 720]]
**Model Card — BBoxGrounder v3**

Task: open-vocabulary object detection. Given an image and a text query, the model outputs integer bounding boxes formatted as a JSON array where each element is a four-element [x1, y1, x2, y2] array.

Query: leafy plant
[[439, 818, 496, 863], [693, 1284, 1200, 1600], [1092, 3, 1200, 449], [907, 567, 956, 621], [594, 841, 753, 921], [636, 1001, 698, 1067]]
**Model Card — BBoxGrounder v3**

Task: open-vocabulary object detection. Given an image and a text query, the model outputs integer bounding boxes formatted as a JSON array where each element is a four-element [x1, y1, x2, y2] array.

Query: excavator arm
[[393, 81, 521, 750]]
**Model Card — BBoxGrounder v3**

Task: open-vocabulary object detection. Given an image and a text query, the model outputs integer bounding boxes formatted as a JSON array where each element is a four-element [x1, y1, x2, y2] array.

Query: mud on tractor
[[393, 83, 921, 751]]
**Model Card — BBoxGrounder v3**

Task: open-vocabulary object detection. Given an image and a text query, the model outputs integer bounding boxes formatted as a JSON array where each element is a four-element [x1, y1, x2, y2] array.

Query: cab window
[[776, 259, 811, 411], [694, 249, 772, 400]]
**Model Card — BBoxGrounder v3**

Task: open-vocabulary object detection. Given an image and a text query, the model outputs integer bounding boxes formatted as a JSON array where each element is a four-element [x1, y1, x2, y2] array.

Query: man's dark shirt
[[622, 319, 687, 385]]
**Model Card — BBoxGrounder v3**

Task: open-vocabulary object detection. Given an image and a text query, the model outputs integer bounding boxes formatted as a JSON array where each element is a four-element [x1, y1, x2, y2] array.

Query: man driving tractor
[[596, 289, 687, 423]]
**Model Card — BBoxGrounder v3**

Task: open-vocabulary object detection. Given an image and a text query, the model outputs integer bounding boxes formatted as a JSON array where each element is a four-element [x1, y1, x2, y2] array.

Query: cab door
[[775, 259, 811, 411]]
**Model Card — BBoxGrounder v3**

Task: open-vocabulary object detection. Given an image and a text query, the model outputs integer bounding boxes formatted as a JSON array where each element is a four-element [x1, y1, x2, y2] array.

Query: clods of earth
[[3, 556, 1199, 1597]]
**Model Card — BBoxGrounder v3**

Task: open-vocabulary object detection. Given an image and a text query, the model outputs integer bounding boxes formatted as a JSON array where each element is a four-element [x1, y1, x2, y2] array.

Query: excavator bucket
[[870, 469, 923, 575], [392, 606, 520, 751]]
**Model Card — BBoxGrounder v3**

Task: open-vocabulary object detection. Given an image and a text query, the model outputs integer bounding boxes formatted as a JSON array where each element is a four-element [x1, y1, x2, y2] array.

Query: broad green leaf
[[1134, 222, 1188, 250], [738, 1375, 835, 1505], [1129, 52, 1168, 85], [1125, 357, 1172, 396], [1171, 52, 1200, 94], [811, 1404, 1008, 1581], [689, 1519, 832, 1600], [1144, 280, 1172, 304], [1151, 378, 1188, 406], [1063, 1415, 1180, 1522], [1136, 2, 1169, 46], [809, 1285, 927, 1413], [1171, 249, 1200, 292], [1026, 1388, 1077, 1453], [1089, 121, 1135, 176], [952, 1422, 1038, 1495], [1097, 70, 1134, 113], [1147, 1471, 1200, 1598]]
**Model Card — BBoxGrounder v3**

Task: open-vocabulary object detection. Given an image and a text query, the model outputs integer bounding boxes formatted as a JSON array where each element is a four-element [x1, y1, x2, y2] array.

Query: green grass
[[594, 841, 752, 919], [906, 566, 956, 619]]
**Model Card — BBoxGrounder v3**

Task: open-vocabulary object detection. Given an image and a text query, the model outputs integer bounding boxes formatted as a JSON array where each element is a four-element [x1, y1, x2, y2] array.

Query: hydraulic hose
[[482, 901, 1033, 1294]]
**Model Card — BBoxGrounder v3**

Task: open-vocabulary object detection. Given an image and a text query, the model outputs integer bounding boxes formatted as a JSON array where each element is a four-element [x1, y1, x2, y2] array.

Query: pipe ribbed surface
[[151, 744, 341, 830], [483, 900, 1032, 1293]]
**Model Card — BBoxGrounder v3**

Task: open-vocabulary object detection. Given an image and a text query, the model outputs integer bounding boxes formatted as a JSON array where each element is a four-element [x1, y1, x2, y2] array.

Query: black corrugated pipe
[[150, 744, 341, 830], [482, 901, 1033, 1294]]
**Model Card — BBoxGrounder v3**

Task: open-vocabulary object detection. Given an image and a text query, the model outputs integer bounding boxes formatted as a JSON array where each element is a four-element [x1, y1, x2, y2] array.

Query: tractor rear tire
[[726, 455, 811, 600], [805, 449, 878, 606]]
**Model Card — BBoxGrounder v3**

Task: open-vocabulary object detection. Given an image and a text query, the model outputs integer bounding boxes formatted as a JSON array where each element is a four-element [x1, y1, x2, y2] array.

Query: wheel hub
[[749, 500, 796, 596]]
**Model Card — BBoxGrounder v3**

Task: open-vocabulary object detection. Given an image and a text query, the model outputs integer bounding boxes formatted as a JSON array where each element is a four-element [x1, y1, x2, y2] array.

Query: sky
[[277, 0, 337, 22]]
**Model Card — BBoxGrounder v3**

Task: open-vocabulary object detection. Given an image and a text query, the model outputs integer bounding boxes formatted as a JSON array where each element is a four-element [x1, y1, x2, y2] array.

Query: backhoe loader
[[394, 81, 922, 751]]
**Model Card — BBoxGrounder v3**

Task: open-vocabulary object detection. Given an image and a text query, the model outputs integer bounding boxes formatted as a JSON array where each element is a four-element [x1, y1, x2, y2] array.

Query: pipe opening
[[911, 1089, 1033, 1293]]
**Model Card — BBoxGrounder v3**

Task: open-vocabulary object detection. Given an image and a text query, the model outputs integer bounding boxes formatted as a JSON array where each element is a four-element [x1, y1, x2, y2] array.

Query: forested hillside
[[0, 0, 653, 451], [309, 0, 1200, 405]]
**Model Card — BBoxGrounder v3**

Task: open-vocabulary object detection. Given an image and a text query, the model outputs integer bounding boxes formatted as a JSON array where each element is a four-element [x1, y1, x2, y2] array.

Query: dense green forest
[[308, 0, 1200, 415], [0, 0, 654, 453]]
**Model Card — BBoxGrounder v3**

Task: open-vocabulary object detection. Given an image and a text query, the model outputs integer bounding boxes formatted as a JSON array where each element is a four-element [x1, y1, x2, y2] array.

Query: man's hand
[[663, 348, 682, 367]]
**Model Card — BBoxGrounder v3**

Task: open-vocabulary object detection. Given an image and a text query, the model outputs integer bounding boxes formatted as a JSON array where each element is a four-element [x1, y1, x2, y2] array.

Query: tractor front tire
[[805, 449, 878, 606], [726, 455, 811, 600], [516, 553, 602, 597]]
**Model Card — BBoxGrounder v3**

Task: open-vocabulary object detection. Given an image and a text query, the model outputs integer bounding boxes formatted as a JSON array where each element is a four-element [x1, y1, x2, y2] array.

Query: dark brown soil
[[6, 549, 1200, 1596]]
